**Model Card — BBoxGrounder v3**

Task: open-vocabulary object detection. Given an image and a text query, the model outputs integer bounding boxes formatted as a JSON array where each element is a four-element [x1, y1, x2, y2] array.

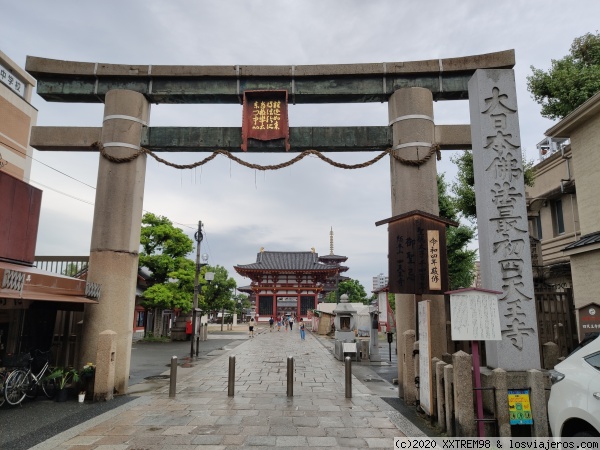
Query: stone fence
[[405, 331, 557, 437]]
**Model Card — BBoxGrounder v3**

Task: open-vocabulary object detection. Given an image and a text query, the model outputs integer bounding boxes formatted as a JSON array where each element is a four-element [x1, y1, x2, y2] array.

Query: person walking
[[269, 316, 274, 332], [249, 317, 255, 338], [277, 317, 282, 331], [284, 316, 289, 331], [299, 318, 305, 340], [289, 315, 294, 331]]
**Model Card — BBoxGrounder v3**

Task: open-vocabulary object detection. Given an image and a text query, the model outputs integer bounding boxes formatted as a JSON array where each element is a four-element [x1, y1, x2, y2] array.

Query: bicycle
[[3, 350, 57, 406], [0, 367, 7, 407]]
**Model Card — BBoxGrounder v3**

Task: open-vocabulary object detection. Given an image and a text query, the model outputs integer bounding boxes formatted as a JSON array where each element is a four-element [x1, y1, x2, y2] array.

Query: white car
[[548, 333, 600, 437]]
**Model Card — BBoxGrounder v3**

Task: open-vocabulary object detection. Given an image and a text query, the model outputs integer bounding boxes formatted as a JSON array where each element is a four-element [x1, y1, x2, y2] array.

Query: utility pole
[[190, 221, 203, 358]]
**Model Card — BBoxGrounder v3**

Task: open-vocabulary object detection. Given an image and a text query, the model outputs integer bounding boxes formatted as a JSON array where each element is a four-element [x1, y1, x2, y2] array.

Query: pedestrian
[[289, 315, 294, 331], [269, 316, 274, 332], [285, 316, 289, 331], [299, 318, 305, 340], [277, 317, 282, 331], [249, 317, 255, 338]]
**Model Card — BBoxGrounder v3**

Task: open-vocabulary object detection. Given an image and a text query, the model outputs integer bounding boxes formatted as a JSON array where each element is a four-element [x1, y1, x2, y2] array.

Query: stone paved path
[[34, 327, 422, 449]]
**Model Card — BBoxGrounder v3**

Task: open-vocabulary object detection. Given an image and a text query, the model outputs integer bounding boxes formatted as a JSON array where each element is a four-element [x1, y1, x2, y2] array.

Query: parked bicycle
[[3, 350, 57, 406]]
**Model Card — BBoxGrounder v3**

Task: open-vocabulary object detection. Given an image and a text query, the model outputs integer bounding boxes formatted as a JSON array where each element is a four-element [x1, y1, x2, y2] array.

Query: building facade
[[526, 139, 579, 289], [0, 50, 37, 181], [372, 273, 388, 292], [544, 92, 600, 341], [234, 250, 343, 321]]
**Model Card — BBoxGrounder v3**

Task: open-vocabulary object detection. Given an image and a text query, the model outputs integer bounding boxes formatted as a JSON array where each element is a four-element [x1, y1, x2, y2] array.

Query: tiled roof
[[235, 251, 339, 271], [563, 231, 600, 251]]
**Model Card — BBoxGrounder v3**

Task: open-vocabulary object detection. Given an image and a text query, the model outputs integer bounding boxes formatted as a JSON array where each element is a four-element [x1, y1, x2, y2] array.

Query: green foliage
[[340, 279, 369, 304], [450, 151, 477, 221], [233, 293, 251, 314], [527, 32, 600, 119], [202, 265, 237, 314], [45, 367, 79, 390], [61, 262, 87, 277], [323, 279, 369, 304], [139, 213, 195, 312], [450, 151, 535, 222], [438, 174, 477, 290], [387, 293, 396, 313], [142, 332, 170, 343]]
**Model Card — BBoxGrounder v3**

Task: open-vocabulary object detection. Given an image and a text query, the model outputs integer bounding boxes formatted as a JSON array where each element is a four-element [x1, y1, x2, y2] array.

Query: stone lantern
[[333, 294, 356, 341], [333, 294, 358, 360]]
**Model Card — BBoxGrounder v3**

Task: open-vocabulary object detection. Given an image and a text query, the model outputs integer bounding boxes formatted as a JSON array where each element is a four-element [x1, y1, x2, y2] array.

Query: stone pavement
[[33, 326, 425, 449]]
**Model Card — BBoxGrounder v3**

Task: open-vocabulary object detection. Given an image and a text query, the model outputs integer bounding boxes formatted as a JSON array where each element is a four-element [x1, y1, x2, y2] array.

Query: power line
[[3, 142, 199, 231], [2, 141, 96, 190]]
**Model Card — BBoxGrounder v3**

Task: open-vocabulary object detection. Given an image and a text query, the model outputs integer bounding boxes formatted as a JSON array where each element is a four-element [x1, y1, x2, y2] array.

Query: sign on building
[[241, 90, 290, 151], [375, 210, 457, 295], [0, 62, 25, 97], [577, 303, 600, 339]]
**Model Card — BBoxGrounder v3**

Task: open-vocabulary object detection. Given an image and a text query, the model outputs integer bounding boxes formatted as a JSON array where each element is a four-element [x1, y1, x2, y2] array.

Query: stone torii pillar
[[388, 87, 447, 399], [80, 90, 150, 394]]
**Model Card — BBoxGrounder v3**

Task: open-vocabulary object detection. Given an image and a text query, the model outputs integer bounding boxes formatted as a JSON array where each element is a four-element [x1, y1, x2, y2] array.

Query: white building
[[372, 273, 388, 292]]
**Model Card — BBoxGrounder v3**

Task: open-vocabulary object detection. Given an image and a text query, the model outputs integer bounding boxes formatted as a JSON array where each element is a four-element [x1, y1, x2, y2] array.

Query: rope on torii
[[91, 141, 441, 171]]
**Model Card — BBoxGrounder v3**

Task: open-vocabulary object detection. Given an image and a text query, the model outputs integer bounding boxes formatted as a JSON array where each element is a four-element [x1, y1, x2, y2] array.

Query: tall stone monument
[[468, 69, 541, 370]]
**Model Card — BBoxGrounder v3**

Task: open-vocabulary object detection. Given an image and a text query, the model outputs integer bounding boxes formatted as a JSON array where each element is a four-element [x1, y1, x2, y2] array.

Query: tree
[[438, 174, 478, 290], [324, 279, 369, 304], [451, 150, 535, 222], [201, 265, 237, 319], [527, 31, 600, 120], [139, 213, 195, 313]]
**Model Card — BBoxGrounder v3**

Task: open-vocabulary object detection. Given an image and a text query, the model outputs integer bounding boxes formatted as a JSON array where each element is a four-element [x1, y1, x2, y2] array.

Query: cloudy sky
[[2, 1, 599, 292]]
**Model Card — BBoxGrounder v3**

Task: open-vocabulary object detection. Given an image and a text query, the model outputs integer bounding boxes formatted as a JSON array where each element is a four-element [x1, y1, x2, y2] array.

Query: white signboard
[[0, 63, 25, 97], [378, 292, 388, 324], [418, 300, 433, 416], [450, 291, 502, 341]]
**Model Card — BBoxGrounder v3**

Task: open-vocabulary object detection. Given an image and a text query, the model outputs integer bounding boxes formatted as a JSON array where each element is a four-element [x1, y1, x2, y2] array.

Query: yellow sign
[[427, 230, 441, 290], [508, 390, 533, 425]]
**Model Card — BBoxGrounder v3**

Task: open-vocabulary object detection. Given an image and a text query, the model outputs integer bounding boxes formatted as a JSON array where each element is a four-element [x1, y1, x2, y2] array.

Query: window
[[535, 216, 543, 240], [584, 352, 600, 372], [136, 311, 145, 328], [554, 200, 565, 235]]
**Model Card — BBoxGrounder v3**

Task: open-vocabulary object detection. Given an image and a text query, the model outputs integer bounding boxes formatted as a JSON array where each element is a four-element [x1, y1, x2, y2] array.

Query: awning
[[0, 260, 100, 305]]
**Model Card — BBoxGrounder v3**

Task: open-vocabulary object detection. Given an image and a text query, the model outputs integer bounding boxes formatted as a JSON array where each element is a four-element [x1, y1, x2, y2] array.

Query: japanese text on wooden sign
[[427, 230, 441, 291], [242, 90, 290, 151], [379, 212, 452, 295]]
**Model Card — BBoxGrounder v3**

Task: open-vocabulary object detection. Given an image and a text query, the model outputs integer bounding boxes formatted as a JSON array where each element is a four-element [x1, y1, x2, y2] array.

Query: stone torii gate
[[25, 49, 540, 397]]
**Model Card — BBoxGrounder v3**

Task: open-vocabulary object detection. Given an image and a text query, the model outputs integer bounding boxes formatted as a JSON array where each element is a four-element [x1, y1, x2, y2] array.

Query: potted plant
[[45, 367, 79, 402], [80, 362, 95, 400]]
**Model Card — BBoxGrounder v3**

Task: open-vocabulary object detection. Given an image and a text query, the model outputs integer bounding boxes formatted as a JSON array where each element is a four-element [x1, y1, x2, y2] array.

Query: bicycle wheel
[[42, 376, 57, 399], [0, 372, 6, 407], [4, 369, 28, 406]]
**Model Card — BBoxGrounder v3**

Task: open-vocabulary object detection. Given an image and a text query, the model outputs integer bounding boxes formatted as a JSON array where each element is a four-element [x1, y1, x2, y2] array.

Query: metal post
[[191, 221, 203, 358], [345, 356, 352, 398], [228, 355, 235, 397], [287, 356, 294, 397], [195, 336, 200, 357], [169, 356, 177, 398]]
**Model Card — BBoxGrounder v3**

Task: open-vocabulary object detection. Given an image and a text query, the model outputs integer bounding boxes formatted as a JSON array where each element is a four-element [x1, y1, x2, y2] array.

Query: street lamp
[[190, 220, 208, 358]]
